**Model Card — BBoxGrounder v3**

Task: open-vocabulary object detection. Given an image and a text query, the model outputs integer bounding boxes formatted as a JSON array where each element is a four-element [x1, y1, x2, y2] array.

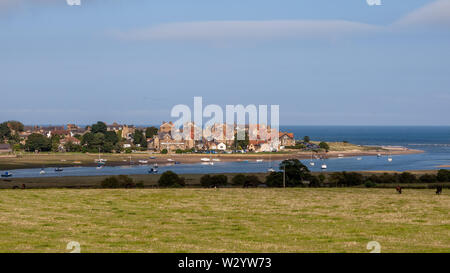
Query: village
[[0, 121, 297, 154]]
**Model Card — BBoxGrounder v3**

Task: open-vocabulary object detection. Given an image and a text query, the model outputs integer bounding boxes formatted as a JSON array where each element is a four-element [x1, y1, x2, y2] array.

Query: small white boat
[[212, 158, 221, 162], [268, 168, 275, 172], [338, 154, 344, 158], [309, 162, 315, 166], [357, 157, 363, 161], [388, 157, 393, 162], [377, 154, 382, 158], [209, 162, 214, 166], [321, 164, 327, 170], [138, 160, 148, 164], [167, 159, 174, 162], [40, 169, 46, 175], [256, 159, 264, 163], [200, 158, 210, 162]]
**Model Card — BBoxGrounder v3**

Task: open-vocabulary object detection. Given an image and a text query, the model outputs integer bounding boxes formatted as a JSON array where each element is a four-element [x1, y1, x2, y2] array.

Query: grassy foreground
[[0, 188, 448, 253]]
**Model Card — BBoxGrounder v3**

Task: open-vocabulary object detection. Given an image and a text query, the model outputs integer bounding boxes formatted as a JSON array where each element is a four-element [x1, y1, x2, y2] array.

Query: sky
[[0, 0, 449, 126]]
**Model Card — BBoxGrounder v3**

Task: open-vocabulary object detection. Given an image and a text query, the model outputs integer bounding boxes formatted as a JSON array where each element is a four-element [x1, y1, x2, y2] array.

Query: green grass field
[[0, 188, 448, 253]]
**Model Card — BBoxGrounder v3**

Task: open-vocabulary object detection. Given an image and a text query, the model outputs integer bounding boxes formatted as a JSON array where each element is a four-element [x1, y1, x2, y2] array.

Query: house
[[121, 125, 135, 140], [217, 142, 226, 151], [279, 132, 295, 147], [0, 144, 12, 154], [159, 121, 174, 134], [60, 136, 81, 145]]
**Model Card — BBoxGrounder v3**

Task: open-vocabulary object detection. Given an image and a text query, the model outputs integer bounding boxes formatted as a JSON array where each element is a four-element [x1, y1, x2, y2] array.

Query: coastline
[[0, 148, 424, 170]]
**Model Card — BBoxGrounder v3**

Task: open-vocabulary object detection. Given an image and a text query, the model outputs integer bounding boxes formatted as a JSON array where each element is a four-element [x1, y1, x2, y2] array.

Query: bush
[[231, 174, 247, 186], [364, 180, 377, 188], [200, 174, 228, 188], [158, 171, 185, 187], [329, 172, 364, 186], [265, 172, 284, 187], [243, 175, 261, 187], [319, 141, 330, 152], [398, 172, 417, 184], [437, 169, 450, 182], [420, 174, 437, 183], [175, 149, 183, 154], [101, 175, 135, 188], [101, 176, 120, 188], [136, 181, 145, 188], [161, 149, 168, 154]]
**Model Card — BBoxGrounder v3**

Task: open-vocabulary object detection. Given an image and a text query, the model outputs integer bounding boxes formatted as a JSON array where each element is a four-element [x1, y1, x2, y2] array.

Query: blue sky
[[0, 0, 449, 125]]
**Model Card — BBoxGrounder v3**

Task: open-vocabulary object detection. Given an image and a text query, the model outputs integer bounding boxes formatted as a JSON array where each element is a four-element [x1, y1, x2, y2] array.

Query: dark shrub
[[329, 172, 364, 186], [373, 173, 399, 184], [200, 174, 228, 188], [364, 180, 377, 188], [136, 181, 145, 188], [158, 171, 185, 187], [101, 176, 120, 188], [420, 174, 437, 183], [117, 175, 135, 188], [437, 169, 450, 182], [161, 149, 168, 154], [232, 174, 247, 186], [308, 175, 321, 187], [265, 172, 284, 187], [101, 175, 135, 188], [398, 172, 417, 184], [243, 175, 261, 187]]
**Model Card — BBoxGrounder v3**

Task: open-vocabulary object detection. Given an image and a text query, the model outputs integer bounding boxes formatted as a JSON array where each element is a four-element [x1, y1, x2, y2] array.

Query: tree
[[437, 169, 450, 182], [132, 129, 147, 148], [303, 136, 310, 143], [158, 171, 185, 187], [145, 127, 158, 138], [64, 141, 82, 152], [0, 122, 11, 142], [91, 121, 107, 134], [319, 141, 330, 152], [279, 159, 311, 186], [105, 131, 119, 145], [25, 133, 51, 152], [234, 130, 249, 150], [6, 121, 24, 132]]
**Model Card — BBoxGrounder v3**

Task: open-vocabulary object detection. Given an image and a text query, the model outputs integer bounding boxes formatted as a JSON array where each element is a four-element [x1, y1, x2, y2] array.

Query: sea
[[3, 126, 450, 178]]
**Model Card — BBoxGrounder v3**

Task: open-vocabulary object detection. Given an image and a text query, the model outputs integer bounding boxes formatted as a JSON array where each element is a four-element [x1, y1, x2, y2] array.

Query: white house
[[217, 142, 226, 151]]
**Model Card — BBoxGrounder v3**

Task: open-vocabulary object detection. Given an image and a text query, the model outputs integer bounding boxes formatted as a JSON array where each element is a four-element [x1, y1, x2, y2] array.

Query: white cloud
[[394, 0, 450, 27], [116, 20, 381, 42], [116, 0, 450, 42]]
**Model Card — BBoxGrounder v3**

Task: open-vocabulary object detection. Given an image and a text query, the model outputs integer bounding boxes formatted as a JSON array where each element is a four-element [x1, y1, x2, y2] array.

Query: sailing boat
[[388, 152, 393, 162], [309, 152, 315, 166], [40, 168, 46, 175]]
